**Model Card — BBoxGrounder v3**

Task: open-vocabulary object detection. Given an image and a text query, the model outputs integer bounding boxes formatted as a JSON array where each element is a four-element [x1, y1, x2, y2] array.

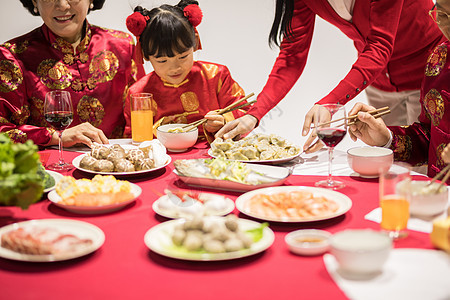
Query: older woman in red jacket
[[217, 0, 445, 152]]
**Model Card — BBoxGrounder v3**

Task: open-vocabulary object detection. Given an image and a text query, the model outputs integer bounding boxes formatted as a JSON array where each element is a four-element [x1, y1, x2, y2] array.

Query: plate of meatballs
[[72, 140, 171, 176]]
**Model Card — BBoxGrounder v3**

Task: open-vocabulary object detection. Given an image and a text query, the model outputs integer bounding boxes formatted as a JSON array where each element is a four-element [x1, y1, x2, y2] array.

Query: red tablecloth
[[0, 144, 433, 300]]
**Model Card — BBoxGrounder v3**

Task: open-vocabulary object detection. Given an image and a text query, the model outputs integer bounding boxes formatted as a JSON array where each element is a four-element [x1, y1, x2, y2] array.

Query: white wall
[[0, 0, 367, 149]]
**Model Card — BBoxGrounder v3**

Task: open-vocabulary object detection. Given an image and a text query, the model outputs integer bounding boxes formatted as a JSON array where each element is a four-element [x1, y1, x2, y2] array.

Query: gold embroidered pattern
[[0, 60, 23, 93], [77, 95, 105, 127], [391, 134, 412, 161], [436, 143, 447, 168], [88, 51, 119, 89], [0, 116, 8, 124], [11, 105, 30, 125], [180, 92, 199, 111], [6, 129, 27, 143], [423, 89, 445, 126], [217, 78, 223, 94], [29, 97, 47, 127], [202, 64, 219, 80], [0, 41, 29, 54], [38, 59, 72, 89], [231, 82, 245, 98], [425, 44, 447, 77]]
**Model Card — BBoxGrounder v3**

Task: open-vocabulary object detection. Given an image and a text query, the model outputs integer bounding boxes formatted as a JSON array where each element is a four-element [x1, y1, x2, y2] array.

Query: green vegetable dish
[[0, 134, 44, 209]]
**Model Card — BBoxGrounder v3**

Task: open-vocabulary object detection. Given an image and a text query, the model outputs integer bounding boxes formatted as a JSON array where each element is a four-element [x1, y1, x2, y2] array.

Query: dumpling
[[135, 158, 154, 171], [241, 146, 259, 160], [79, 155, 98, 170], [91, 143, 111, 159], [126, 149, 145, 164], [94, 159, 114, 172], [211, 138, 234, 152], [226, 150, 249, 161], [114, 159, 135, 172], [211, 148, 225, 158]]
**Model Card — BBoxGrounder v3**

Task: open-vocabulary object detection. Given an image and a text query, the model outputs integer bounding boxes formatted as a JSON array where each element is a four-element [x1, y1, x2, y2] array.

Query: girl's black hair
[[268, 0, 295, 48], [19, 0, 105, 16], [136, 0, 199, 58]]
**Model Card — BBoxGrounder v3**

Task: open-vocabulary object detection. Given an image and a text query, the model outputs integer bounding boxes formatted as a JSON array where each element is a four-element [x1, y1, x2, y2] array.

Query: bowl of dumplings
[[74, 140, 169, 174], [157, 124, 198, 152]]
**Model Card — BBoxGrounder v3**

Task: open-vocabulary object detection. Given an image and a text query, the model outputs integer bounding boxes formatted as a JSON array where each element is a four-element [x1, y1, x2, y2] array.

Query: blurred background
[[0, 0, 368, 149]]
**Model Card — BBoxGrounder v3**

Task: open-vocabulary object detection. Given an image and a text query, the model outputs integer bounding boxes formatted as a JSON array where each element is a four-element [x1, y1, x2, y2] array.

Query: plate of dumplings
[[209, 134, 302, 164], [72, 140, 171, 176]]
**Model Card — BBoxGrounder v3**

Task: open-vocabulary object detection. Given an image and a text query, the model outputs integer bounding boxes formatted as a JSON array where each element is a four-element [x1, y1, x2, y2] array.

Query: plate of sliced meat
[[0, 219, 105, 262]]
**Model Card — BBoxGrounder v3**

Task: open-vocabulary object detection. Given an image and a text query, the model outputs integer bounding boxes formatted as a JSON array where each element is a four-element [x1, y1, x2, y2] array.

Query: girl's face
[[33, 0, 92, 44], [436, 0, 450, 40], [149, 48, 194, 86]]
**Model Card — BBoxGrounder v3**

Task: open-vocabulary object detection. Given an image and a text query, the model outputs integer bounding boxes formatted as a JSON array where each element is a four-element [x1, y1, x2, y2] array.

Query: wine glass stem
[[327, 146, 334, 185], [58, 131, 65, 165]]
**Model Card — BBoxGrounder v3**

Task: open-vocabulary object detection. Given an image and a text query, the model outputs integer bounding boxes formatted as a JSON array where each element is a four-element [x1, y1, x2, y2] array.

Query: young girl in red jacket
[[124, 0, 250, 142]]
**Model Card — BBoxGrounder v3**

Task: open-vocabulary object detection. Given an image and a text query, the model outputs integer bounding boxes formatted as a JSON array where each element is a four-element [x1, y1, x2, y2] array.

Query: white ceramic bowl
[[329, 229, 392, 275], [285, 229, 331, 256], [347, 146, 393, 178], [157, 124, 198, 152], [409, 180, 449, 217]]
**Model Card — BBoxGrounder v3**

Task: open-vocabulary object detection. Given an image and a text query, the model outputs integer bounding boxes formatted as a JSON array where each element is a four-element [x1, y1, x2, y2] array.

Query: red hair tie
[[126, 12, 150, 64], [183, 4, 203, 27]]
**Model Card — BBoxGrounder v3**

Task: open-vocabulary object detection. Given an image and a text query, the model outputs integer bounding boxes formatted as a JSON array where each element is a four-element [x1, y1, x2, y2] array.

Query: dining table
[[0, 139, 445, 300]]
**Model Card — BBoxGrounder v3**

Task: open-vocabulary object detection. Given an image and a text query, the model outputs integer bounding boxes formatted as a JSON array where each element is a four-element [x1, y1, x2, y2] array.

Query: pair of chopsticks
[[425, 164, 450, 193], [181, 92, 256, 132], [314, 106, 391, 128]]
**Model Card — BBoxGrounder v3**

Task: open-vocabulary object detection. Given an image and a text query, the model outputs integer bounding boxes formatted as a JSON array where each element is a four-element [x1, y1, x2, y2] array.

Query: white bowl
[[329, 229, 392, 275], [409, 180, 449, 217], [347, 146, 393, 178], [285, 229, 331, 256], [156, 124, 198, 152]]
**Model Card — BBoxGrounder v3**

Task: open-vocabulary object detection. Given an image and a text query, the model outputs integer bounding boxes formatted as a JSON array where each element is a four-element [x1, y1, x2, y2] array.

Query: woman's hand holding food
[[348, 102, 391, 147], [215, 114, 258, 140], [48, 122, 109, 147]]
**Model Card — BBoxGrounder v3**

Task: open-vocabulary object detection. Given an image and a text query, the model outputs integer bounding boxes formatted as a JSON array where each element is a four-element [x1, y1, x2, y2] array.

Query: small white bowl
[[285, 229, 331, 256], [347, 146, 393, 178], [409, 180, 449, 217], [329, 229, 392, 275], [157, 124, 198, 152]]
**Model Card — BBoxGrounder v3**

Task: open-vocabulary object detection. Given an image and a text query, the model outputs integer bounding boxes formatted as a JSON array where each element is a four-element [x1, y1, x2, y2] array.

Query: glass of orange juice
[[379, 162, 411, 239], [130, 93, 153, 145]]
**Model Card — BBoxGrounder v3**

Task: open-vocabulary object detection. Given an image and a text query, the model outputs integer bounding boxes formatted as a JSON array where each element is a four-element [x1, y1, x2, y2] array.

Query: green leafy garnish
[[245, 222, 269, 242], [0, 134, 44, 209]]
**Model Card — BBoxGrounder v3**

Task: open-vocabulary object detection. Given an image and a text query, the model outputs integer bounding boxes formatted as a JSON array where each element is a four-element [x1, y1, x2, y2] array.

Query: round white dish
[[144, 217, 274, 261], [152, 193, 235, 219], [235, 186, 352, 223], [0, 219, 105, 262], [47, 183, 141, 214], [43, 170, 63, 193], [285, 229, 331, 256], [72, 153, 171, 176]]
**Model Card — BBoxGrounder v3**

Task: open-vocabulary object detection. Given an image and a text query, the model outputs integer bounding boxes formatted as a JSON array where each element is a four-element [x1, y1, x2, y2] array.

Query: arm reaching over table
[[48, 123, 109, 148], [347, 102, 391, 147], [215, 115, 258, 140]]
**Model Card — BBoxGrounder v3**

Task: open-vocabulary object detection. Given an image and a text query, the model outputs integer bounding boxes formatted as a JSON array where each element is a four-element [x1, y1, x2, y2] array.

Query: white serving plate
[[43, 170, 63, 193], [144, 216, 274, 261], [208, 148, 301, 165], [236, 186, 352, 222], [72, 150, 171, 176], [0, 219, 105, 262], [152, 192, 235, 219], [47, 183, 141, 214], [173, 163, 292, 192]]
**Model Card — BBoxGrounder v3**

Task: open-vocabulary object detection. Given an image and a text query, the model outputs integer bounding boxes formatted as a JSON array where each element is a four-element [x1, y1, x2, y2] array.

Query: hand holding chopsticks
[[181, 92, 256, 132], [314, 106, 390, 128]]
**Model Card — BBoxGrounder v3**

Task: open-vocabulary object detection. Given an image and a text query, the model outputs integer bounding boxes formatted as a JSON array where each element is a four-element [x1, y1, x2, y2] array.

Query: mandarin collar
[[41, 20, 91, 55]]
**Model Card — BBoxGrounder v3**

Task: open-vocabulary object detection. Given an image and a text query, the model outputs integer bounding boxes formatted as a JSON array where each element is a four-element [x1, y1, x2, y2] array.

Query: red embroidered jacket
[[248, 0, 445, 121], [0, 22, 144, 145]]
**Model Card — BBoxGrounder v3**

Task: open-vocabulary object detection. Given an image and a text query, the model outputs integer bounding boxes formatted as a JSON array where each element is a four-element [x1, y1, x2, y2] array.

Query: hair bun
[[126, 11, 149, 36], [183, 4, 203, 27]]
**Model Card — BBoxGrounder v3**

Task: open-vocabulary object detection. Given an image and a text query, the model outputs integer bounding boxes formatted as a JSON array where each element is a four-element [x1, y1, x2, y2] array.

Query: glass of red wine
[[314, 104, 347, 189], [44, 91, 74, 171]]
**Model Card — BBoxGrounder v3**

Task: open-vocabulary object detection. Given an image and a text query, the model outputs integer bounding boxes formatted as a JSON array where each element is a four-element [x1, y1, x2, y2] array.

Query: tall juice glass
[[379, 162, 411, 239], [131, 93, 153, 145]]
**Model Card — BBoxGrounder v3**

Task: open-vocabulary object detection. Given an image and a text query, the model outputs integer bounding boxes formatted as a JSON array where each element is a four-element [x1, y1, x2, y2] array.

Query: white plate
[[72, 152, 171, 176], [236, 186, 352, 222], [47, 183, 141, 214], [208, 148, 300, 165], [0, 219, 105, 262], [152, 193, 235, 219], [144, 216, 274, 261], [43, 170, 64, 193], [174, 163, 292, 192]]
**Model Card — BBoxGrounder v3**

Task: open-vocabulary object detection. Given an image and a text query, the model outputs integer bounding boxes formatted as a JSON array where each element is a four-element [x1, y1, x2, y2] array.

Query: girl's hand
[[49, 122, 109, 147], [348, 102, 391, 146], [442, 143, 450, 164], [215, 114, 258, 140], [204, 111, 225, 133]]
